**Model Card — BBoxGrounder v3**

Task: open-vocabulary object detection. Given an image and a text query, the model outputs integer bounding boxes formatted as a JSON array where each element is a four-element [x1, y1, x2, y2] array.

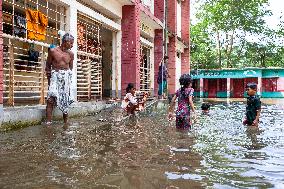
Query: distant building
[[191, 68, 284, 98]]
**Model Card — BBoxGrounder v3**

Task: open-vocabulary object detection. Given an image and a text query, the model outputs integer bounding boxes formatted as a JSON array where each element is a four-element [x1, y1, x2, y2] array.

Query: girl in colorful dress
[[121, 83, 148, 115], [168, 74, 197, 129]]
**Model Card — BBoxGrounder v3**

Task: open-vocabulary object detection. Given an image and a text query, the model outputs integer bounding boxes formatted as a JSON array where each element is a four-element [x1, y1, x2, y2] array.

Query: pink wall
[[167, 0, 177, 34], [277, 78, 284, 92], [181, 48, 190, 74], [154, 0, 164, 22], [181, 0, 190, 74], [167, 0, 177, 94], [154, 29, 163, 96], [167, 37, 177, 94], [121, 5, 141, 95]]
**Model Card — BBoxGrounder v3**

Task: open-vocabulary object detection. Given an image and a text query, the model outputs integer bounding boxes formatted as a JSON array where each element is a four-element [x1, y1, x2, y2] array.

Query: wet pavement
[[0, 98, 284, 189]]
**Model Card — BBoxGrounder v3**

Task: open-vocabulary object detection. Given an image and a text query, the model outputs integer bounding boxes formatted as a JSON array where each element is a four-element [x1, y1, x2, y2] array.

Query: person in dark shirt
[[157, 56, 170, 99], [243, 82, 261, 126]]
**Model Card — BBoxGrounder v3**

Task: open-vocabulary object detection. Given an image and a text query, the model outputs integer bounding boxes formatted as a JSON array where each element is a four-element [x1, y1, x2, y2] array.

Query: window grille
[[77, 13, 102, 101], [140, 46, 151, 93], [2, 0, 67, 106]]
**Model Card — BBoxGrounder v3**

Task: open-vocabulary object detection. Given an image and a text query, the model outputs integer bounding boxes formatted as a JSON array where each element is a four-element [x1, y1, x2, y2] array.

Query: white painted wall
[[59, 0, 121, 31], [177, 1, 182, 38], [141, 0, 154, 14], [112, 31, 122, 98], [66, 4, 78, 101], [59, 0, 122, 99], [176, 52, 182, 91], [88, 0, 123, 18]]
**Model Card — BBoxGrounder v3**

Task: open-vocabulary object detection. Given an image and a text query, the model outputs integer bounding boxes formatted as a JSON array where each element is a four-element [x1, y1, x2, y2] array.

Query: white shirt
[[121, 93, 138, 109]]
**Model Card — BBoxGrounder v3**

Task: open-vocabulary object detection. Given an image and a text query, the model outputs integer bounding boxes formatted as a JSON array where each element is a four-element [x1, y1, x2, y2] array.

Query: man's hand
[[46, 71, 51, 78]]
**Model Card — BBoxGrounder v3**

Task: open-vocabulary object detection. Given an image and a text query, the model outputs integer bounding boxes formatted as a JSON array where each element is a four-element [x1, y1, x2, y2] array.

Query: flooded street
[[0, 99, 284, 189]]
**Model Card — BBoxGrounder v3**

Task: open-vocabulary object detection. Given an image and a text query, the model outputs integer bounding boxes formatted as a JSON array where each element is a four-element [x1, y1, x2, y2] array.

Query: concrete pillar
[[257, 77, 262, 96], [167, 0, 177, 95], [227, 78, 231, 98], [200, 78, 204, 98], [167, 0, 177, 34], [181, 0, 190, 73], [168, 37, 177, 94], [121, 5, 141, 95], [66, 3, 78, 101], [154, 29, 163, 96], [112, 31, 122, 99], [181, 48, 190, 74], [0, 0, 3, 126], [181, 0, 190, 44], [154, 0, 164, 22]]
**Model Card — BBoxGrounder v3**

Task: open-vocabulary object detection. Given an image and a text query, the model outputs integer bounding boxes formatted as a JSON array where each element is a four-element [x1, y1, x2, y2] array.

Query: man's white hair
[[62, 33, 74, 42]]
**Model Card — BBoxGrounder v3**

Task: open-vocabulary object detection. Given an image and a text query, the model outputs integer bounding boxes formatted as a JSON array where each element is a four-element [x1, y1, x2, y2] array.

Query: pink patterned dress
[[175, 87, 194, 129]]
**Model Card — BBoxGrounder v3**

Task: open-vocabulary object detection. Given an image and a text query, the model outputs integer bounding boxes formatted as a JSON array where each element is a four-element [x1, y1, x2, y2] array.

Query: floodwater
[[0, 98, 284, 189]]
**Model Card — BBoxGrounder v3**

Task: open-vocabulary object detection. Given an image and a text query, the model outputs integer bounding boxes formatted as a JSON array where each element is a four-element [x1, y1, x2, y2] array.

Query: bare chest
[[53, 50, 71, 64]]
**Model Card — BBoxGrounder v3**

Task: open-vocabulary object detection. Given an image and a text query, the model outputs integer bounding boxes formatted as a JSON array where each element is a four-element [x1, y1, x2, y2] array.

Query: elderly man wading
[[45, 33, 75, 125]]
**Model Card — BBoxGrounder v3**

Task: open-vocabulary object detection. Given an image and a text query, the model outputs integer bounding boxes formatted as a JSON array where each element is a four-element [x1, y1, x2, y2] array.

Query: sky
[[190, 0, 283, 30], [190, 0, 284, 44], [265, 0, 283, 29]]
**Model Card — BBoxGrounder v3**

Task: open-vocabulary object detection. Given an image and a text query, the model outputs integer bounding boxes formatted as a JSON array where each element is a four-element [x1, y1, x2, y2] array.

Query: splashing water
[[0, 99, 284, 189]]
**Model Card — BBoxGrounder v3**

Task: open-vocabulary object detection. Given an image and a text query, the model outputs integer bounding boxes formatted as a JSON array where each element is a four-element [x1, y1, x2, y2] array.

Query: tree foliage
[[191, 0, 284, 69]]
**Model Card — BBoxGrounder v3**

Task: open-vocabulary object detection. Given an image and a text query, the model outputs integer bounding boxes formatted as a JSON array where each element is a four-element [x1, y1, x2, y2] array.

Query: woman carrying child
[[168, 74, 197, 129]]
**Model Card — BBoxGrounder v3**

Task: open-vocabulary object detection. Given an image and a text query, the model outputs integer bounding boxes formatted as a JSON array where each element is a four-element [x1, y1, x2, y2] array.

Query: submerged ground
[[0, 98, 284, 189]]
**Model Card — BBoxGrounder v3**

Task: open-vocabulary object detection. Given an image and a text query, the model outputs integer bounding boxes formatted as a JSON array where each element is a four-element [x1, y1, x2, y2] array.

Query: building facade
[[0, 0, 191, 122], [191, 68, 284, 98]]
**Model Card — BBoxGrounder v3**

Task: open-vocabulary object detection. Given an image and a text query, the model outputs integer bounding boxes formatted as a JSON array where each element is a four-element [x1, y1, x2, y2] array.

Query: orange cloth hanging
[[26, 9, 48, 41], [38, 11, 48, 40]]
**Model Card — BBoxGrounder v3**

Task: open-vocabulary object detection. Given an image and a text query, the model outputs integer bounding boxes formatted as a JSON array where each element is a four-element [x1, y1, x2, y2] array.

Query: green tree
[[192, 0, 273, 68]]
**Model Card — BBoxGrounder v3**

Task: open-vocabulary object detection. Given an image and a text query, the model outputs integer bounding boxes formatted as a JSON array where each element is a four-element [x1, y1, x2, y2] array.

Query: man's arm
[[253, 99, 261, 126], [69, 51, 74, 70], [165, 67, 171, 78], [252, 109, 261, 126]]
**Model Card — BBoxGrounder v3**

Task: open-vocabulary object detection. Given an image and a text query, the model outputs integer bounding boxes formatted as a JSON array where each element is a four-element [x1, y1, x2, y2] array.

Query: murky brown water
[[0, 99, 284, 189]]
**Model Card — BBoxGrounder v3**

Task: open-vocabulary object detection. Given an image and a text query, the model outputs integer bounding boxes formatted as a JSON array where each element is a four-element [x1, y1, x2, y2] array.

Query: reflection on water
[[0, 99, 284, 188]]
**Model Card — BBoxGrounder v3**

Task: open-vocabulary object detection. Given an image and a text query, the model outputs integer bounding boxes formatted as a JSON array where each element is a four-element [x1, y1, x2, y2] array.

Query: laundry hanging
[[26, 9, 48, 41], [14, 15, 26, 38]]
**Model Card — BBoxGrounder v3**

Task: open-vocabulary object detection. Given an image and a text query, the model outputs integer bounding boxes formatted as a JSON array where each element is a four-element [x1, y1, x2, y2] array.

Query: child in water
[[121, 83, 148, 115], [243, 82, 261, 126], [201, 103, 210, 114], [168, 74, 197, 129]]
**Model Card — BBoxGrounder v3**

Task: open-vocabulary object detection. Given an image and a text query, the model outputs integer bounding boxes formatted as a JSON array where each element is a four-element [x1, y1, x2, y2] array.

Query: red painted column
[[121, 5, 141, 95], [181, 0, 190, 74], [154, 0, 164, 22], [181, 48, 189, 74], [154, 0, 165, 96], [167, 0, 177, 35], [0, 0, 3, 106], [167, 0, 177, 94], [154, 29, 163, 96], [167, 37, 177, 94]]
